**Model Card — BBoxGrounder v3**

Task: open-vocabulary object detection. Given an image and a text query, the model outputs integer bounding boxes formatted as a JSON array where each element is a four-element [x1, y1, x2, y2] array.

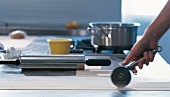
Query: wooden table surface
[[0, 35, 170, 96]]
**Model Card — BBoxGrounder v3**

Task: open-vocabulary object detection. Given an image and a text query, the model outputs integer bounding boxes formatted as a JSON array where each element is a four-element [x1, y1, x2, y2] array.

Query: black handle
[[0, 50, 6, 53], [0, 59, 20, 66], [85, 59, 111, 66]]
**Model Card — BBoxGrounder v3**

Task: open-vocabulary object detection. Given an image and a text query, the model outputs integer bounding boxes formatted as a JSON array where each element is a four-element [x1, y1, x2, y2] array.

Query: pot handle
[[85, 59, 111, 66], [100, 26, 112, 37], [87, 26, 100, 36], [87, 26, 94, 35]]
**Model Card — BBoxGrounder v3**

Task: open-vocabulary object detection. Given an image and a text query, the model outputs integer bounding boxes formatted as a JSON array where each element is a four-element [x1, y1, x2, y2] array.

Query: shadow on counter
[[21, 69, 76, 76]]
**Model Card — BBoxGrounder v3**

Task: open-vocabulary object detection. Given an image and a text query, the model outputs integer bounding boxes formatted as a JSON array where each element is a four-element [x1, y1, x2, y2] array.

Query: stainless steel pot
[[87, 22, 140, 49]]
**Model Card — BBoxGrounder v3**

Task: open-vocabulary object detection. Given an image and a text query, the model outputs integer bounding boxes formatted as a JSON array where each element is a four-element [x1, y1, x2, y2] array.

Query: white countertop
[[0, 35, 37, 49], [0, 35, 170, 91]]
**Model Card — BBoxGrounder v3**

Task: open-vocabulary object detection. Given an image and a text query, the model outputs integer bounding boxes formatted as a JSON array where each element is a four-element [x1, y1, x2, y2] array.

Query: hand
[[120, 36, 158, 73]]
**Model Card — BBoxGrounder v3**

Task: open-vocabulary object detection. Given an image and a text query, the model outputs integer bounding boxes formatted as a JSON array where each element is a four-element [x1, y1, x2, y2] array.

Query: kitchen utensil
[[47, 38, 72, 54], [87, 22, 140, 49], [85, 59, 111, 66], [111, 46, 162, 87], [20, 54, 111, 69], [0, 59, 20, 66]]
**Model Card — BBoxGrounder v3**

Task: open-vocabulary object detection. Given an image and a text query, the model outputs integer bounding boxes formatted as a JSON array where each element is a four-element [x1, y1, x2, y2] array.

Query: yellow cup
[[47, 38, 72, 54]]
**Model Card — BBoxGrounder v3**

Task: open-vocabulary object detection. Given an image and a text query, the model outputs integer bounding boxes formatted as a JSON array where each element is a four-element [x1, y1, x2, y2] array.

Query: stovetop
[[24, 36, 130, 55]]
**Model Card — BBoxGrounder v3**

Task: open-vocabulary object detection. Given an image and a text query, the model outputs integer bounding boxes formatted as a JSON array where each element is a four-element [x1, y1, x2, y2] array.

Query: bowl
[[47, 38, 72, 54]]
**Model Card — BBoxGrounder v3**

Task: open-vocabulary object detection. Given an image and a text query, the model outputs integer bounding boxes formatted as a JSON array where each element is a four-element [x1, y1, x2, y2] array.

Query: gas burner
[[69, 39, 132, 54], [96, 46, 132, 54], [69, 49, 83, 53], [70, 39, 96, 54], [96, 46, 120, 54]]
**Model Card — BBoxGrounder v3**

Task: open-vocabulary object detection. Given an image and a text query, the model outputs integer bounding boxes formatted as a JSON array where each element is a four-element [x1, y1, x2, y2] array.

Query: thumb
[[119, 60, 129, 66], [119, 52, 134, 66], [119, 59, 130, 66]]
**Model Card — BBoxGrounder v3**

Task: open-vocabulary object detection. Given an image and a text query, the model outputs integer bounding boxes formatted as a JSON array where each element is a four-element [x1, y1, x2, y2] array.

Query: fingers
[[143, 51, 155, 65], [120, 49, 155, 74], [132, 69, 137, 74], [149, 51, 155, 62], [138, 58, 144, 69], [143, 52, 149, 65], [137, 51, 155, 69], [130, 51, 155, 73]]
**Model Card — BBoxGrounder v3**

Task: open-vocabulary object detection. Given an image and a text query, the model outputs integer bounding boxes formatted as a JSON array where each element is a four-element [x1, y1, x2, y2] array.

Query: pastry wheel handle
[[127, 46, 162, 70]]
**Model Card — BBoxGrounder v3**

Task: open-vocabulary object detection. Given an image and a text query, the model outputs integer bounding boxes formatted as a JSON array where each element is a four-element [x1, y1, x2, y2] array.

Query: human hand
[[120, 36, 158, 73]]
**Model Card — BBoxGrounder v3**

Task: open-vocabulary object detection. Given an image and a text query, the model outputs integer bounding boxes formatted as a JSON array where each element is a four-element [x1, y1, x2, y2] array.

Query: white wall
[[122, 0, 170, 64]]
